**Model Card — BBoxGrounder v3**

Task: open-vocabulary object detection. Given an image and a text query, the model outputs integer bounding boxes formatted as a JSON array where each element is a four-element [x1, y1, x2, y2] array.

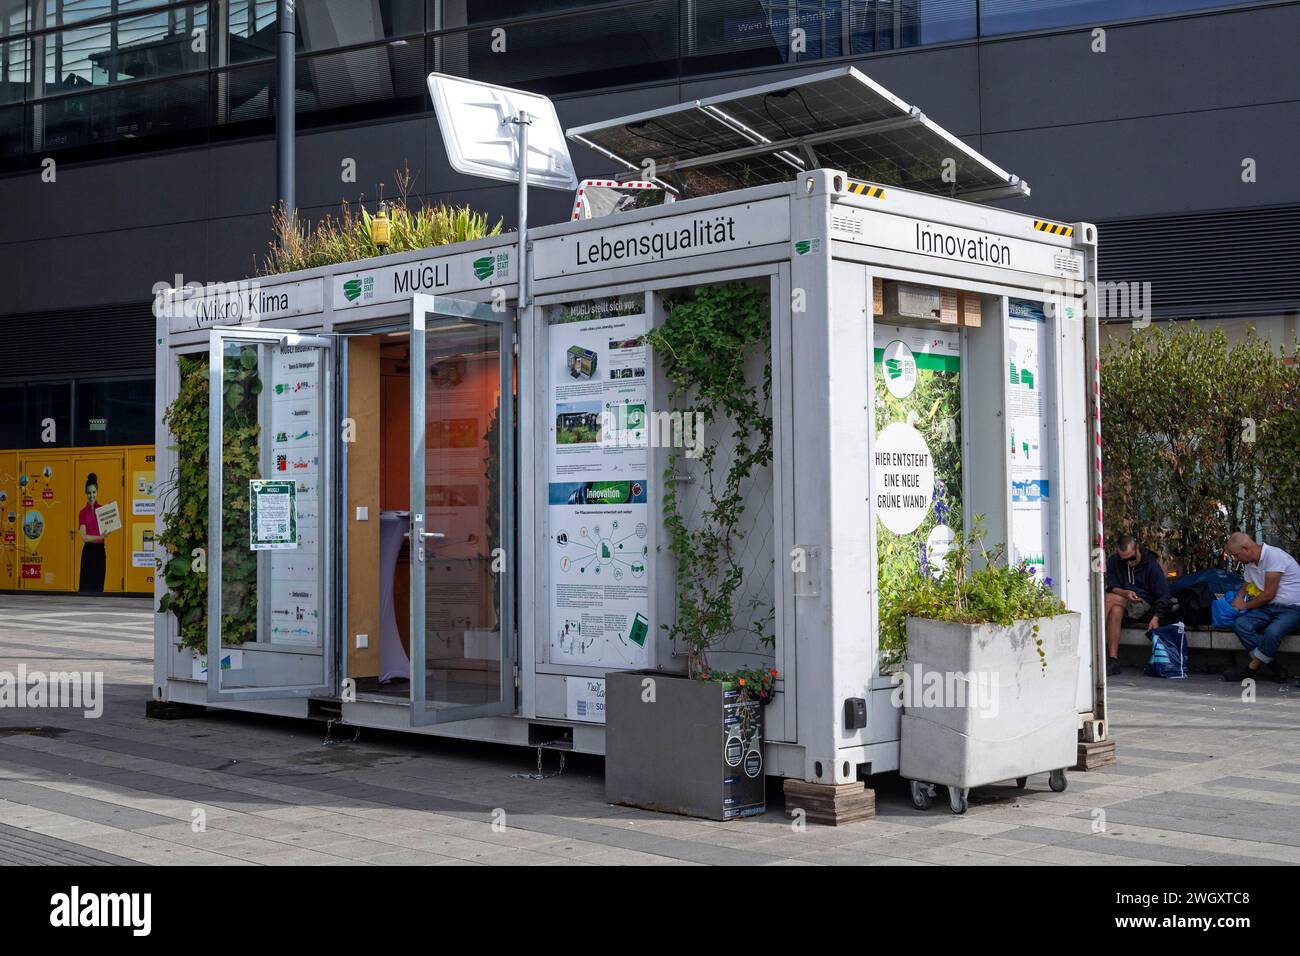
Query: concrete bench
[[1120, 625, 1300, 654]]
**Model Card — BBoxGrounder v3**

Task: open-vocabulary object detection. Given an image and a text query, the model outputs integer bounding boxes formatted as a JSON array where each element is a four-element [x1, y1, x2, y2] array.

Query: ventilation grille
[[0, 301, 154, 379], [1097, 204, 1300, 320]]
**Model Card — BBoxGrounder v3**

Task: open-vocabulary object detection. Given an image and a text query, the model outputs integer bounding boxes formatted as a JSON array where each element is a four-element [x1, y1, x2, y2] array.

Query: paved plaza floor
[[2, 594, 1298, 865]]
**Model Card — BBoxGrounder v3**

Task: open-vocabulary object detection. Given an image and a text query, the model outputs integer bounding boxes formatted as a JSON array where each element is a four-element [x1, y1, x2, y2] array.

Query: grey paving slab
[[1206, 775, 1300, 797], [0, 821, 144, 865], [3, 593, 1300, 865]]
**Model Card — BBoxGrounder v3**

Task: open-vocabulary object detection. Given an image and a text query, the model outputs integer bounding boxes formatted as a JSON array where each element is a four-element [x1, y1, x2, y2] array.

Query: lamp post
[[276, 0, 296, 226]]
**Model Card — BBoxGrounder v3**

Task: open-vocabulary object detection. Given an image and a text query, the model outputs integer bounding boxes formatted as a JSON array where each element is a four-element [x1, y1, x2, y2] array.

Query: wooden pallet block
[[1074, 739, 1117, 771], [783, 779, 876, 825]]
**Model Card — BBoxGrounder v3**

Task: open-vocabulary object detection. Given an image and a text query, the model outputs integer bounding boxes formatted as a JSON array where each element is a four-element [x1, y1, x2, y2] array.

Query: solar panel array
[[567, 67, 1028, 201]]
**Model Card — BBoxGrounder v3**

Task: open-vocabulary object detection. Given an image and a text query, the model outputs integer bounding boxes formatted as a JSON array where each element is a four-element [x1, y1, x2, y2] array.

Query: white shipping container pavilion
[[153, 68, 1108, 790]]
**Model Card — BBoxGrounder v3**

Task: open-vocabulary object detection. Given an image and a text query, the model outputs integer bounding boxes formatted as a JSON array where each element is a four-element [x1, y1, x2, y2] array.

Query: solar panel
[[567, 66, 1028, 201]]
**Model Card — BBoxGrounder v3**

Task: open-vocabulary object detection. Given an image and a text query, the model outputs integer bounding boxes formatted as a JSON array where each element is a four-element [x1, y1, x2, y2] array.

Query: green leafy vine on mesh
[[156, 349, 262, 653], [644, 282, 774, 681]]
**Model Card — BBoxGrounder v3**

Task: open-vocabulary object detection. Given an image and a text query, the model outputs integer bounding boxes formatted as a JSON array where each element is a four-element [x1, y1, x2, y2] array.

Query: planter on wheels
[[605, 669, 765, 821], [900, 613, 1080, 814]]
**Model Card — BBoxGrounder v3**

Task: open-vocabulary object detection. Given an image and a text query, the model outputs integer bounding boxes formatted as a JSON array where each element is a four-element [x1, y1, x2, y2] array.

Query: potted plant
[[884, 521, 1080, 814], [604, 282, 777, 821]]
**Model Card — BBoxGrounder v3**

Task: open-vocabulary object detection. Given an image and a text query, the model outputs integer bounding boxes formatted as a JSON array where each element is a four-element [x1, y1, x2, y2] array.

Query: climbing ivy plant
[[156, 349, 262, 653], [157, 354, 210, 651], [645, 282, 774, 679]]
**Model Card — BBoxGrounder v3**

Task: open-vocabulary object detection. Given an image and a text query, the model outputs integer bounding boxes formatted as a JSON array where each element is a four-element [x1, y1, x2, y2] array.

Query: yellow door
[[73, 456, 126, 593], [19, 456, 72, 590], [0, 452, 17, 590], [124, 446, 157, 594]]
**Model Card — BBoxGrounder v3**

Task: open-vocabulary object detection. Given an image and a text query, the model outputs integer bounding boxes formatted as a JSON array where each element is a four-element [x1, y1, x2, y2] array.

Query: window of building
[[0, 376, 154, 450], [229, 0, 426, 64], [32, 2, 208, 95], [0, 0, 1276, 167], [75, 376, 155, 446], [0, 383, 24, 448], [979, 0, 1265, 36], [682, 0, 975, 74], [436, 1, 679, 93], [22, 381, 73, 448]]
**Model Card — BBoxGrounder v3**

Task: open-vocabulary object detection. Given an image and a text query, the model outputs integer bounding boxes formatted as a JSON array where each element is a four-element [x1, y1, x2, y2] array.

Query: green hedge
[[1101, 324, 1300, 570]]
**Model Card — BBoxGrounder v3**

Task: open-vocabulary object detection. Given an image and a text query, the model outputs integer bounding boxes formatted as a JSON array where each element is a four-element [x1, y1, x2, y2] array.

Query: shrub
[[1101, 324, 1299, 568], [260, 167, 502, 275]]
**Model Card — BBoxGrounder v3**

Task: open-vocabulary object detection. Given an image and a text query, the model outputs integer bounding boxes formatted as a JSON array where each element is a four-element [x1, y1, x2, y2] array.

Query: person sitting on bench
[[1104, 536, 1172, 676], [1222, 532, 1300, 683]]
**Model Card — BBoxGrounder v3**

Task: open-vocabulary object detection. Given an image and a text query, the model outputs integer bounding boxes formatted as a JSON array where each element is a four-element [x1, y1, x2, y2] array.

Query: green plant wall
[[157, 348, 262, 653], [874, 336, 963, 669], [646, 282, 774, 678]]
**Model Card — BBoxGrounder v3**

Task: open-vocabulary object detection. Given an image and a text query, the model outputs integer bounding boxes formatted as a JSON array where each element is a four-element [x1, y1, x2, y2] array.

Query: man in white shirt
[[1222, 532, 1300, 682]]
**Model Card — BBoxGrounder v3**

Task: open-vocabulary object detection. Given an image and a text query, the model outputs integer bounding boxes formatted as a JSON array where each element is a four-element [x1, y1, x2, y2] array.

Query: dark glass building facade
[[1, 0, 1297, 447]]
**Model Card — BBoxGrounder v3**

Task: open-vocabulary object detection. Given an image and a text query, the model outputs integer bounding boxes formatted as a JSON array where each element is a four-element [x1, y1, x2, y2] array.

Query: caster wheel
[[1015, 776, 1029, 789], [1049, 768, 1068, 792], [909, 780, 934, 811], [947, 786, 969, 815]]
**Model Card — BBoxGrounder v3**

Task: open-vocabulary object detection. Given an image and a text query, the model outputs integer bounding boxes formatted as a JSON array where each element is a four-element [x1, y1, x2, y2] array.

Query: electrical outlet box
[[356, 634, 369, 649], [356, 506, 369, 521], [844, 697, 867, 730]]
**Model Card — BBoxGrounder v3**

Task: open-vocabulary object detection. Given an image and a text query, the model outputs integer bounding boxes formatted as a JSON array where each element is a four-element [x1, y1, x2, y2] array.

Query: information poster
[[131, 525, 155, 568], [249, 479, 297, 550], [132, 469, 156, 515], [267, 346, 322, 645], [124, 447, 157, 592], [547, 295, 653, 669], [1007, 299, 1052, 581]]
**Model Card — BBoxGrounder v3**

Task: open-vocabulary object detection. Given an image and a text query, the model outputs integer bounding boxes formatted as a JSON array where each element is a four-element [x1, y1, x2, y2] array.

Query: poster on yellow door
[[0, 452, 16, 590], [124, 447, 156, 592], [19, 461, 70, 589]]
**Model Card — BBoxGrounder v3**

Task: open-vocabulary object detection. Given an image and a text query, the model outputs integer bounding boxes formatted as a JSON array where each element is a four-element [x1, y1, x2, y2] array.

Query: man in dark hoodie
[[1104, 536, 1172, 676]]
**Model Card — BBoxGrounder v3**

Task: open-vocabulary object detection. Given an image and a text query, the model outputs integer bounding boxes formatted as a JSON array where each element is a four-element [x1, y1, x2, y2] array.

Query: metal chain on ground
[[511, 743, 566, 779], [322, 716, 360, 747]]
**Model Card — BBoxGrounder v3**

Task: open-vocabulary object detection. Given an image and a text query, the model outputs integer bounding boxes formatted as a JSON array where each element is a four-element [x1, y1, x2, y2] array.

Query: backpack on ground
[[1173, 581, 1214, 628]]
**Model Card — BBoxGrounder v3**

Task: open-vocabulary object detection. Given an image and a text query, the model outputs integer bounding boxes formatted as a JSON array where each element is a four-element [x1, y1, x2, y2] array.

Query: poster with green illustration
[[874, 325, 963, 668]]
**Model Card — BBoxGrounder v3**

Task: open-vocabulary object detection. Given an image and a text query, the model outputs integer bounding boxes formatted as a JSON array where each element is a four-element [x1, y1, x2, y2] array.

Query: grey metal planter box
[[605, 670, 766, 821], [900, 613, 1080, 813]]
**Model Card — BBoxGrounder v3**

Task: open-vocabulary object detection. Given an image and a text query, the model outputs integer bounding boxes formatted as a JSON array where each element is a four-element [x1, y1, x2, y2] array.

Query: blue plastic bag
[[1211, 590, 1242, 628], [1172, 568, 1243, 597], [1143, 623, 1188, 679]]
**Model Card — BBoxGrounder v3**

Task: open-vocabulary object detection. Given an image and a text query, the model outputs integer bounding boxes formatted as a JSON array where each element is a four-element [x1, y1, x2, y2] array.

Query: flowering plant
[[879, 517, 1067, 670], [699, 666, 779, 705]]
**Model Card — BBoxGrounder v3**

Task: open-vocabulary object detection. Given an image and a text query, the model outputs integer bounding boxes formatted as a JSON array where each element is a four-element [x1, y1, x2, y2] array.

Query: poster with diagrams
[[1007, 299, 1052, 581], [547, 294, 652, 671], [267, 346, 322, 646]]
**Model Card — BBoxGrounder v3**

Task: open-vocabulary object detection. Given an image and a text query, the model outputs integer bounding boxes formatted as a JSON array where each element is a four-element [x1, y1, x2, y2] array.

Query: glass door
[[408, 293, 516, 725], [207, 329, 334, 701]]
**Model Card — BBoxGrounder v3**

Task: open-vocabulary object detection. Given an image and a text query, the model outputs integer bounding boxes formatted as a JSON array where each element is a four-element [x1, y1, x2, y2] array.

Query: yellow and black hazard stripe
[[847, 181, 886, 199], [1033, 219, 1074, 237]]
